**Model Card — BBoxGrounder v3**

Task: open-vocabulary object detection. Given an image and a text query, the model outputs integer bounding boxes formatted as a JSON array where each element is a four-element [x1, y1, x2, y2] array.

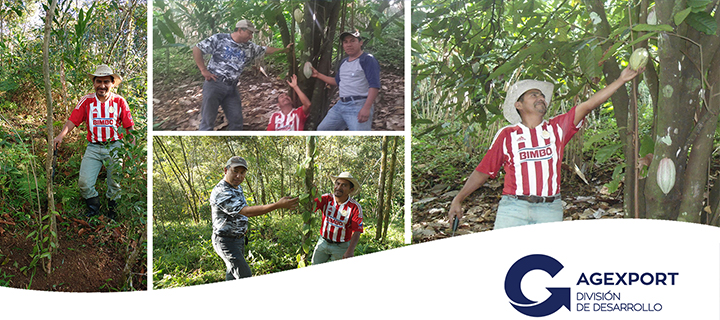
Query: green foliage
[[153, 221, 224, 288], [412, 127, 484, 188], [154, 136, 405, 287]]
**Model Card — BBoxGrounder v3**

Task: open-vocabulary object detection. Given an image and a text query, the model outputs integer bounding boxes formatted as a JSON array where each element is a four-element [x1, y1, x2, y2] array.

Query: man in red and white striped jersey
[[311, 172, 364, 264], [53, 65, 135, 220], [448, 66, 643, 229]]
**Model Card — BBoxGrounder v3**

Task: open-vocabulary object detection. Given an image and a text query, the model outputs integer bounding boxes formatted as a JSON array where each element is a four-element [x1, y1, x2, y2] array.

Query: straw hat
[[87, 64, 122, 85], [502, 79, 554, 124], [330, 172, 361, 196]]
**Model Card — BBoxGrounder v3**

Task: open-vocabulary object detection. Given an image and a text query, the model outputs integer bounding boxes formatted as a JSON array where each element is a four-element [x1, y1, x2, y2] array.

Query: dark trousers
[[199, 80, 243, 131], [212, 233, 251, 280]]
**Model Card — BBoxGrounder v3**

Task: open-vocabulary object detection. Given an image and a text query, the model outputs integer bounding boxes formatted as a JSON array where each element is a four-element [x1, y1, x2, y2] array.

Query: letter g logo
[[505, 254, 571, 317]]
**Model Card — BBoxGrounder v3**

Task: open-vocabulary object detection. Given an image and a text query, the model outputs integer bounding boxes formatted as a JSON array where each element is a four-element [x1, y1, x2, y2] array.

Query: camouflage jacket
[[196, 33, 266, 81], [210, 179, 249, 237]]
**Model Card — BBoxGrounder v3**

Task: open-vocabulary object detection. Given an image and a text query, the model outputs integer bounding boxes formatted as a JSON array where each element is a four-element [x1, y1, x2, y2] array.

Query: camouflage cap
[[236, 20, 258, 33], [225, 156, 248, 169]]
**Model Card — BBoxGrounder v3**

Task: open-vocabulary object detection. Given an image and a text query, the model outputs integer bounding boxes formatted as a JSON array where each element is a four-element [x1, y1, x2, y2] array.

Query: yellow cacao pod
[[629, 48, 649, 70], [657, 157, 675, 195], [294, 9, 303, 23]]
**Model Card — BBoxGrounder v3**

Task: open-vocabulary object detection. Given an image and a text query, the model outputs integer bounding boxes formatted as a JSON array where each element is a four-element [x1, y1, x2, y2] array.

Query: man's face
[[333, 178, 354, 199], [342, 36, 362, 57], [237, 28, 254, 42], [515, 89, 547, 116], [224, 166, 247, 188], [278, 92, 292, 109], [93, 76, 114, 98]]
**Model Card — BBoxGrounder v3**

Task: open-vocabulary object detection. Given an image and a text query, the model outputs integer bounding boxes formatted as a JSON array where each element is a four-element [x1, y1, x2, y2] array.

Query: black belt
[[509, 195, 561, 203], [340, 95, 367, 102], [219, 233, 245, 239], [323, 237, 345, 244], [216, 76, 238, 86], [91, 140, 117, 146]]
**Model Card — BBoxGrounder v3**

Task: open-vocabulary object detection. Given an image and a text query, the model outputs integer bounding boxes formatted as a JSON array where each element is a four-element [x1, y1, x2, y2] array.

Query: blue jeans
[[199, 80, 243, 131], [317, 98, 374, 131], [78, 142, 122, 200], [493, 195, 563, 229], [212, 233, 252, 280]]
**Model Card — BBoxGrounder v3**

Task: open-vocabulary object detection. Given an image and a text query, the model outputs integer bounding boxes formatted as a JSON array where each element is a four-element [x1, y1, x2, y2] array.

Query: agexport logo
[[505, 254, 677, 317], [504, 254, 570, 317]]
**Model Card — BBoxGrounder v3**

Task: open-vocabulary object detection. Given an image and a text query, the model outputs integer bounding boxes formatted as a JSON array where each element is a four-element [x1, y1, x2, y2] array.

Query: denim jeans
[[78, 141, 122, 200], [311, 237, 350, 265], [212, 233, 252, 280], [493, 195, 563, 229], [317, 98, 374, 131], [199, 80, 243, 131]]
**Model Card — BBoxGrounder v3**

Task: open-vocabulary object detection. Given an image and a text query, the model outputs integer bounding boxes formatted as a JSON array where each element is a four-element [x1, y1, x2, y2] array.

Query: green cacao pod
[[629, 48, 649, 71], [657, 157, 675, 195], [294, 9, 303, 23]]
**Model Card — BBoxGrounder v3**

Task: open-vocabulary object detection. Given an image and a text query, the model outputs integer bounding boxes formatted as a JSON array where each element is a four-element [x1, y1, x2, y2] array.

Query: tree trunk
[[644, 1, 703, 220], [304, 0, 343, 129], [374, 136, 389, 240], [585, 0, 639, 218], [42, 0, 59, 274], [382, 136, 399, 241], [677, 48, 720, 222], [300, 136, 316, 265]]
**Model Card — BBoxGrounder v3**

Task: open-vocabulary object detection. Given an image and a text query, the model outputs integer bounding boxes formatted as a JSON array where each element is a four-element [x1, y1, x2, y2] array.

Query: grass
[[153, 212, 405, 289]]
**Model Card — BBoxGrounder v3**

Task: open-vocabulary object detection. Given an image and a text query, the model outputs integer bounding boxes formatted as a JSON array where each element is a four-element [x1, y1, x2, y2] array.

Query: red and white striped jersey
[[476, 106, 583, 196], [267, 107, 307, 131], [68, 93, 134, 143], [314, 194, 364, 242]]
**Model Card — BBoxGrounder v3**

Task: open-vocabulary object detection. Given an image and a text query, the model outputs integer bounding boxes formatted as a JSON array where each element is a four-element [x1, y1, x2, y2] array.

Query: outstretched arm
[[448, 170, 491, 222], [287, 75, 312, 114], [239, 196, 299, 217], [266, 43, 293, 55], [574, 66, 643, 126], [310, 66, 337, 86]]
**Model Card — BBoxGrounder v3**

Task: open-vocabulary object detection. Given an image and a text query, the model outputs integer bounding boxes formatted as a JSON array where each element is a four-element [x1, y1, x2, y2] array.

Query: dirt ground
[[153, 68, 404, 131], [0, 208, 146, 292], [411, 163, 629, 243]]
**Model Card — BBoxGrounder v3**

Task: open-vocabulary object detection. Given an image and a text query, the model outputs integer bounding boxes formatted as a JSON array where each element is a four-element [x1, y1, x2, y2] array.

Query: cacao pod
[[303, 62, 313, 79], [656, 157, 675, 195], [294, 9, 303, 23], [629, 48, 649, 71]]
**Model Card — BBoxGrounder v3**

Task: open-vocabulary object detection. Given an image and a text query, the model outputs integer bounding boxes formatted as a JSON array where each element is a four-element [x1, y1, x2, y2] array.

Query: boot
[[107, 199, 117, 221], [85, 196, 101, 218]]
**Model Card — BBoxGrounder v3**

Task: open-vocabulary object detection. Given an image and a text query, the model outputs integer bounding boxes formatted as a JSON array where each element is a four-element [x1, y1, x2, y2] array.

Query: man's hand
[[357, 106, 371, 123], [201, 69, 218, 82], [343, 250, 354, 259], [448, 199, 464, 224], [310, 66, 320, 78], [277, 196, 299, 210], [52, 135, 63, 150], [285, 43, 294, 52], [287, 74, 298, 88], [619, 66, 644, 83]]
